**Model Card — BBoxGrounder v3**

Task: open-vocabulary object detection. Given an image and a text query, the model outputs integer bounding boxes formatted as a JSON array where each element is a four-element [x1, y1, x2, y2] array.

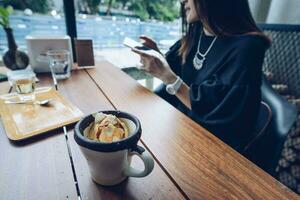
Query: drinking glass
[[47, 50, 71, 80], [11, 73, 36, 102]]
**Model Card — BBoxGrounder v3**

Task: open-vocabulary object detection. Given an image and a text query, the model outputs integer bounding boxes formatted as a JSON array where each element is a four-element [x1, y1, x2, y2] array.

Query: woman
[[133, 0, 270, 152]]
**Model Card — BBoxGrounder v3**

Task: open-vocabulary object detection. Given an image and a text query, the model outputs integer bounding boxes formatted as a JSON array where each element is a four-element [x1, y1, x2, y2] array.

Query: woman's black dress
[[156, 27, 269, 152]]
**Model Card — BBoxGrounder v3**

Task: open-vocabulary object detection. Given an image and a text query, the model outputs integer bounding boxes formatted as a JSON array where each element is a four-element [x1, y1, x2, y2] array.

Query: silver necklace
[[193, 30, 217, 70]]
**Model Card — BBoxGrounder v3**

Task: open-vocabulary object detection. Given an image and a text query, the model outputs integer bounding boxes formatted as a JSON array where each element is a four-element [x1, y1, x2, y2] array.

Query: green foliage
[[144, 0, 180, 21], [79, 0, 101, 14], [118, 0, 129, 8], [0, 6, 13, 28], [103, 0, 180, 21], [2, 0, 52, 14], [26, 0, 52, 13], [127, 1, 148, 20], [1, 0, 179, 21]]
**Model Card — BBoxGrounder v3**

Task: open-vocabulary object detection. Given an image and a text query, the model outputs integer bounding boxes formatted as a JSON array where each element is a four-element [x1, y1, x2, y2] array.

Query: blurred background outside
[[0, 0, 300, 87]]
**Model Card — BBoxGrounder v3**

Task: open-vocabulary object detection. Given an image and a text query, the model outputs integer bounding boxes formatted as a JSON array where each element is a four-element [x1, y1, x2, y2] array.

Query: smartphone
[[123, 37, 150, 50]]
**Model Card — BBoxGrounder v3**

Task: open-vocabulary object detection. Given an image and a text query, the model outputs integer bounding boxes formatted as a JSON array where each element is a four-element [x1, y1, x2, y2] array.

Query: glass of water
[[11, 73, 36, 102], [47, 50, 71, 80]]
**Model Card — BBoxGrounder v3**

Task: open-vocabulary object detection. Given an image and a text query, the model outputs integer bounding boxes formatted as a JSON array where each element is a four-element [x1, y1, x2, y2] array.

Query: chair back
[[258, 24, 300, 98], [244, 101, 272, 152], [246, 76, 298, 176]]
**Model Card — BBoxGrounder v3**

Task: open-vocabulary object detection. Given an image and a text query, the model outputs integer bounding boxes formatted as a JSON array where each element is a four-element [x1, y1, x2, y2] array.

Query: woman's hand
[[133, 46, 191, 109], [132, 48, 177, 85], [139, 36, 162, 54]]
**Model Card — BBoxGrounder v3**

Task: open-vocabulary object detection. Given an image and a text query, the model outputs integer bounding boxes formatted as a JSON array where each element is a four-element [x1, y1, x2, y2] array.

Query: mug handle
[[124, 145, 154, 177]]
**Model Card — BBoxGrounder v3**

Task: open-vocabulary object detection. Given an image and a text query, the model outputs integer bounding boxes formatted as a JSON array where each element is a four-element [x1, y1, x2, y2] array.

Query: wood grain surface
[[0, 79, 78, 200], [86, 61, 300, 200], [48, 70, 185, 200]]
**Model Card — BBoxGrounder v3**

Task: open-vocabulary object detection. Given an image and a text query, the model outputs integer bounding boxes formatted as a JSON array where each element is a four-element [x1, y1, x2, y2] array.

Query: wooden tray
[[0, 87, 84, 141]]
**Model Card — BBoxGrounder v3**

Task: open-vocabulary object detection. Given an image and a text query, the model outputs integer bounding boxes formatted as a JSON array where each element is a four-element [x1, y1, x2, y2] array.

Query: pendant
[[193, 54, 205, 70]]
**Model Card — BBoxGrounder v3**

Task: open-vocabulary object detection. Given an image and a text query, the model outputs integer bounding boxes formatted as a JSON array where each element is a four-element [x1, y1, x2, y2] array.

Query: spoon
[[5, 99, 52, 106]]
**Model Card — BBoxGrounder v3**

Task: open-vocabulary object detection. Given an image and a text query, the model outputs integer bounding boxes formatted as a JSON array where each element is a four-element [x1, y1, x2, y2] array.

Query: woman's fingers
[[132, 48, 152, 58], [139, 35, 158, 50], [140, 35, 155, 43], [140, 57, 145, 65], [139, 56, 151, 72], [135, 48, 171, 81]]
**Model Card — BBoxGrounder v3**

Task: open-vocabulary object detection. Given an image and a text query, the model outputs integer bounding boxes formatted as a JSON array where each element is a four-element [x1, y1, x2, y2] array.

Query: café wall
[[249, 0, 300, 24]]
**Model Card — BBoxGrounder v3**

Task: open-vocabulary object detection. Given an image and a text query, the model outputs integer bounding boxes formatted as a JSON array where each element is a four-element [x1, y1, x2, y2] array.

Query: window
[[0, 1, 66, 57], [75, 0, 182, 68], [1, 0, 182, 89]]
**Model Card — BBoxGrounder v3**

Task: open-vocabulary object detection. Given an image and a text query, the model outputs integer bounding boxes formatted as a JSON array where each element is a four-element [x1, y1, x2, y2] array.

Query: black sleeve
[[165, 40, 182, 76], [189, 38, 267, 149]]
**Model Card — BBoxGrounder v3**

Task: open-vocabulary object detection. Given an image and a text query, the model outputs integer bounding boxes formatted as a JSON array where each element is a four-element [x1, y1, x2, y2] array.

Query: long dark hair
[[179, 0, 270, 63]]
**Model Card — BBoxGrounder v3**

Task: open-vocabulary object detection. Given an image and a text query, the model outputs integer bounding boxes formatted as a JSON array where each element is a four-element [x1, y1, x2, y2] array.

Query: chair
[[244, 101, 272, 153], [258, 23, 300, 98], [260, 24, 300, 185], [244, 76, 298, 176]]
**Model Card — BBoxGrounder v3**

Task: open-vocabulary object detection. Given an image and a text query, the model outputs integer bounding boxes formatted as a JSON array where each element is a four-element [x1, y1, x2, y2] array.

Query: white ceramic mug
[[74, 110, 154, 186]]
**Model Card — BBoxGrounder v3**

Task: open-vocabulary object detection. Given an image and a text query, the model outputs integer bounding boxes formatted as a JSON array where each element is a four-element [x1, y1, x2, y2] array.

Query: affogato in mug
[[74, 110, 154, 186]]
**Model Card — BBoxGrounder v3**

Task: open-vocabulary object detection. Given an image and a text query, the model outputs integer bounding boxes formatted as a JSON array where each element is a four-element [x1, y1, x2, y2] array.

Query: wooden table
[[0, 62, 299, 200]]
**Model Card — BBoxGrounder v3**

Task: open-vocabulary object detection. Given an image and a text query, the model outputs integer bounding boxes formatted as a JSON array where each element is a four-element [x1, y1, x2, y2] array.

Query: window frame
[[63, 0, 77, 61]]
